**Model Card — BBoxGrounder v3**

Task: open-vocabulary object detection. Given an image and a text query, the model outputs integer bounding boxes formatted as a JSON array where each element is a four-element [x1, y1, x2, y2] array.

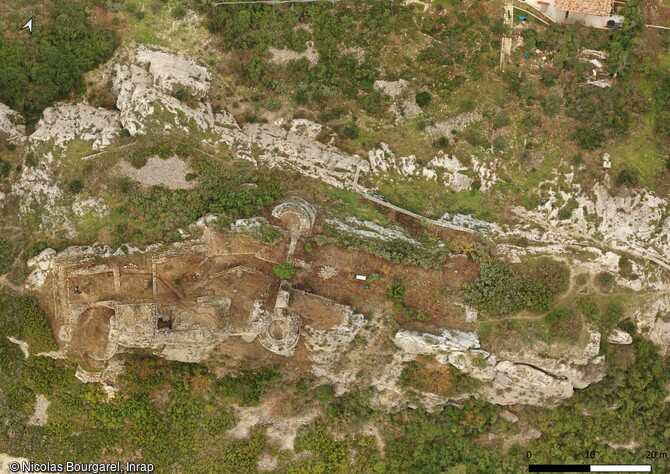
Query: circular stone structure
[[271, 197, 317, 236], [258, 311, 301, 357]]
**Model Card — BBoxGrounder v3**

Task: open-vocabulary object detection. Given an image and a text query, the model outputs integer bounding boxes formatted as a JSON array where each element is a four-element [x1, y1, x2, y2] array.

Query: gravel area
[[120, 156, 195, 190], [269, 42, 318, 65]]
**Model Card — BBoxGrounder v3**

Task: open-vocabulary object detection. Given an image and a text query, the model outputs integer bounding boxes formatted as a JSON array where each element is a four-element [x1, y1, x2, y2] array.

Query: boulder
[[607, 329, 633, 345]]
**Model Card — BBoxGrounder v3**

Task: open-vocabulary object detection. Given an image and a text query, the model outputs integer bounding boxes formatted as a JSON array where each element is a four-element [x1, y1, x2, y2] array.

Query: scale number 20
[[646, 450, 668, 459]]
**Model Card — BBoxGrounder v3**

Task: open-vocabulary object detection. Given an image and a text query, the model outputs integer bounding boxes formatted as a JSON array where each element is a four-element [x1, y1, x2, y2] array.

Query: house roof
[[554, 0, 613, 16]]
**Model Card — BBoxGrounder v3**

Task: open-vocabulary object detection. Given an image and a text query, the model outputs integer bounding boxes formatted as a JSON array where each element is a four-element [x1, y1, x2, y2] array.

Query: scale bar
[[529, 465, 651, 473]]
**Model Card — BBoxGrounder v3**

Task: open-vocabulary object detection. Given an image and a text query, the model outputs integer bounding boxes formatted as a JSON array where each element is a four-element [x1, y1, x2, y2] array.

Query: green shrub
[[394, 303, 429, 321], [0, 159, 12, 179], [415, 91, 432, 108], [602, 301, 625, 332], [68, 179, 84, 194], [577, 294, 599, 319], [533, 258, 570, 294], [249, 224, 283, 244], [340, 122, 360, 140], [558, 198, 579, 220], [129, 153, 147, 169], [314, 384, 335, 403], [615, 167, 640, 187], [219, 367, 280, 406], [152, 143, 174, 159], [433, 136, 449, 148], [171, 5, 187, 20], [596, 271, 615, 292], [574, 126, 604, 149], [618, 256, 637, 279], [25, 153, 37, 167], [492, 135, 506, 152], [575, 273, 589, 286], [492, 110, 510, 128], [0, 239, 13, 274], [273, 262, 295, 280], [0, 291, 57, 353], [387, 280, 405, 302], [545, 308, 572, 324]]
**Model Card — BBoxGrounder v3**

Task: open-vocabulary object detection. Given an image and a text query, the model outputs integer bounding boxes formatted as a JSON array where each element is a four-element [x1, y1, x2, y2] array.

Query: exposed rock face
[[30, 104, 121, 150], [1, 454, 49, 474], [10, 152, 75, 235], [302, 302, 367, 395], [7, 337, 29, 359], [242, 122, 368, 188], [607, 329, 633, 345], [111, 47, 370, 188], [513, 180, 670, 272], [75, 359, 124, 400], [113, 47, 216, 136], [425, 110, 482, 137], [368, 143, 476, 191], [0, 102, 26, 143], [289, 119, 322, 139], [499, 410, 519, 423], [27, 394, 50, 427], [325, 216, 418, 243], [135, 46, 210, 98], [373, 79, 409, 98], [395, 329, 480, 354]]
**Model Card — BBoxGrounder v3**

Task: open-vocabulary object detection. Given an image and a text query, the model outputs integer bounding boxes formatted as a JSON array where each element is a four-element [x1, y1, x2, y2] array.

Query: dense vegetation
[[0, 1, 119, 126], [110, 157, 285, 244], [463, 256, 569, 317]]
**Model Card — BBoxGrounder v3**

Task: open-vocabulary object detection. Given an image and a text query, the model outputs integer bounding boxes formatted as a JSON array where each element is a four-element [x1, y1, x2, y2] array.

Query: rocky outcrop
[[30, 104, 121, 150], [368, 143, 476, 191], [136, 47, 210, 98], [27, 394, 50, 427], [607, 329, 633, 345], [242, 122, 368, 188], [325, 216, 418, 243], [513, 179, 670, 273], [393, 328, 606, 407], [0, 102, 26, 143]]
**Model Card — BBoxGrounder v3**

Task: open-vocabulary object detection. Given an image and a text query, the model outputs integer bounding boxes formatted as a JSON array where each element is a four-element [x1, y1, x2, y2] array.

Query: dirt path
[[0, 275, 24, 293]]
